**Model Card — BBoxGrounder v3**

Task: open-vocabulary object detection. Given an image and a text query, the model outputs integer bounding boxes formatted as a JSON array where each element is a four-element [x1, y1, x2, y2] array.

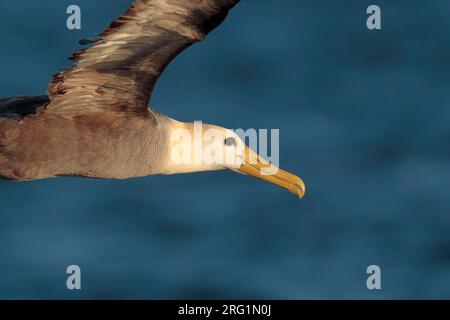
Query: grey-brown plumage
[[0, 0, 239, 180], [0, 0, 306, 197]]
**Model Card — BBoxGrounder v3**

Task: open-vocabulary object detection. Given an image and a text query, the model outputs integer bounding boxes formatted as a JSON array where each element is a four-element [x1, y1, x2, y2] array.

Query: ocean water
[[0, 0, 449, 299]]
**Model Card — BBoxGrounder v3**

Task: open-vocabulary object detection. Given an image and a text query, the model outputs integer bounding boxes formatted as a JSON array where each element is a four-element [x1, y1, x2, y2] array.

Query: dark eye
[[224, 137, 236, 146]]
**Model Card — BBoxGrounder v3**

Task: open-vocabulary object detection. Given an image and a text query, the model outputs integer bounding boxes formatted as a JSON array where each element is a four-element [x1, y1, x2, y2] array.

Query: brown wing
[[44, 0, 240, 116]]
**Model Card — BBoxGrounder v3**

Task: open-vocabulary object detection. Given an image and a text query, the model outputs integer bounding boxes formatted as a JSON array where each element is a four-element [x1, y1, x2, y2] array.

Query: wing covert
[[45, 0, 240, 116]]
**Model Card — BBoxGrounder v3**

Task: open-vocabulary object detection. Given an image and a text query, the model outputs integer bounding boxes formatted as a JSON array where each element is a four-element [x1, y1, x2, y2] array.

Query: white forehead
[[225, 129, 238, 138], [203, 128, 241, 142]]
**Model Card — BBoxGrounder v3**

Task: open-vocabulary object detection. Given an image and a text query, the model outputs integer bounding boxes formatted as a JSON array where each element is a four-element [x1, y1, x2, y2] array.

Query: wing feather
[[44, 0, 240, 116]]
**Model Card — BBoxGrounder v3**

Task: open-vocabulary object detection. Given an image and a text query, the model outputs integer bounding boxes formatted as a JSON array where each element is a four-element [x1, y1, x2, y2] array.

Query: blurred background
[[0, 0, 449, 299]]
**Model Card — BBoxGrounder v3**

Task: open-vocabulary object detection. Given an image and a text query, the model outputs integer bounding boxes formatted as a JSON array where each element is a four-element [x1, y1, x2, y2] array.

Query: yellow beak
[[238, 146, 306, 198]]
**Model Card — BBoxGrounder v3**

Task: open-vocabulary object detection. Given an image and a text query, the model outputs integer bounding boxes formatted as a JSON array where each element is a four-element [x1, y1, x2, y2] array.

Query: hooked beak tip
[[295, 179, 306, 199]]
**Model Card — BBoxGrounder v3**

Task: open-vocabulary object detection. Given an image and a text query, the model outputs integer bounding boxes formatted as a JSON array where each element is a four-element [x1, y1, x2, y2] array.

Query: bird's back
[[0, 95, 49, 120], [0, 96, 48, 179], [0, 96, 170, 181]]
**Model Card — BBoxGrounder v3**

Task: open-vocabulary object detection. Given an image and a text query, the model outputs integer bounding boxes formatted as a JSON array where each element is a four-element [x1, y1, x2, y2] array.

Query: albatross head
[[162, 121, 305, 198]]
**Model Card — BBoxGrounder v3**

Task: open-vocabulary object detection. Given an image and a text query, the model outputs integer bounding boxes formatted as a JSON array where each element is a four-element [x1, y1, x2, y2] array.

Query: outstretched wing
[[44, 0, 240, 116], [0, 96, 49, 119]]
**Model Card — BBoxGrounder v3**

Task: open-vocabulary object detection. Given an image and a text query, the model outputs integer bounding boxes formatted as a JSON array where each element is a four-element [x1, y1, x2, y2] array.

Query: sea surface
[[0, 0, 449, 299]]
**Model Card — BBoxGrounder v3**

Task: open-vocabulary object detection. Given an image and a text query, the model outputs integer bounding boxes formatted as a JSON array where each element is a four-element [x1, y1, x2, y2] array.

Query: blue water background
[[0, 0, 449, 299]]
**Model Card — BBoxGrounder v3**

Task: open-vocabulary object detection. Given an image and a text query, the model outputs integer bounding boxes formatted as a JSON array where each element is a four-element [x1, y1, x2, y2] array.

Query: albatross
[[0, 0, 305, 197]]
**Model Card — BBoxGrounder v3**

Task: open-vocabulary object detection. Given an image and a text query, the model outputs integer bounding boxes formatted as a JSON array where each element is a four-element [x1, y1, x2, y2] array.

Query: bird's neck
[[157, 120, 225, 175]]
